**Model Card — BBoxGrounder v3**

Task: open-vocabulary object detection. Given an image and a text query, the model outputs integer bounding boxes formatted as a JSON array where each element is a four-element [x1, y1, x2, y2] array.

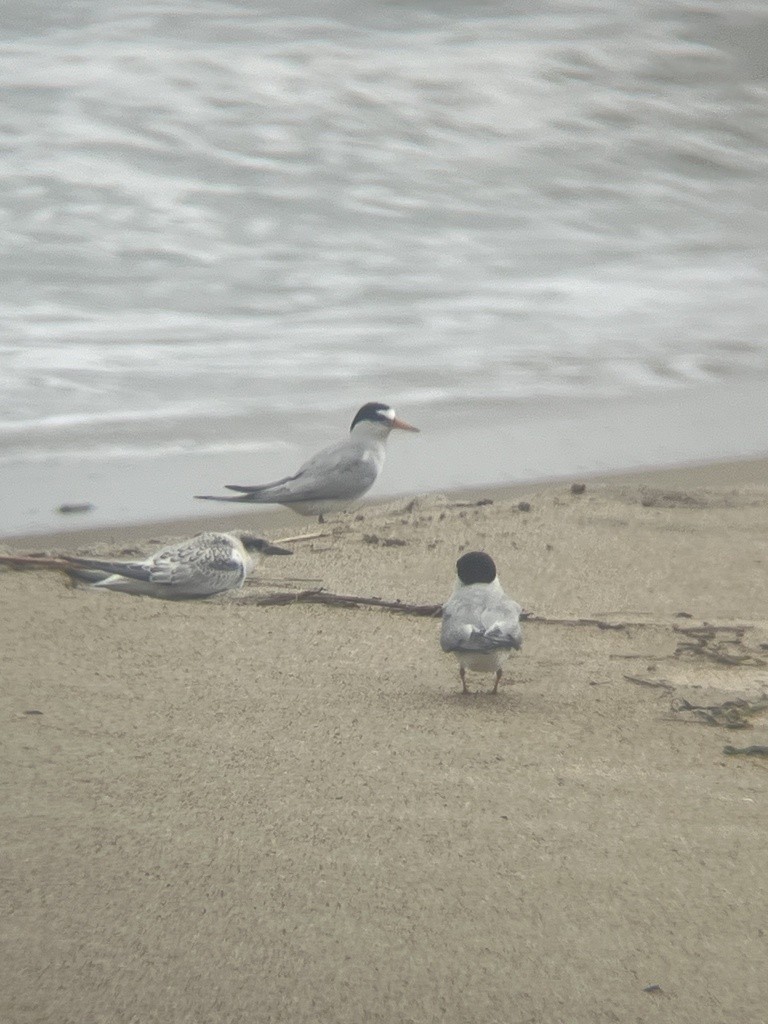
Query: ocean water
[[1, 0, 768, 536]]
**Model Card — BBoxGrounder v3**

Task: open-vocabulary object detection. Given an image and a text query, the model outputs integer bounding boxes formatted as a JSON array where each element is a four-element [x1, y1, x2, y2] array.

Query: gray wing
[[142, 535, 246, 591], [62, 554, 156, 583], [441, 591, 523, 653], [215, 438, 378, 504], [65, 535, 246, 594]]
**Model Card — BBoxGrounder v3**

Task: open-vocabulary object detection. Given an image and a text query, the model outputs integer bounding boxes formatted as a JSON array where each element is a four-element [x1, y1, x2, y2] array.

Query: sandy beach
[[2, 458, 768, 1024]]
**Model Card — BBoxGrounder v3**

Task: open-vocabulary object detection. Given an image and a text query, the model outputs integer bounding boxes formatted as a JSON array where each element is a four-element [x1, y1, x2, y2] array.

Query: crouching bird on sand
[[57, 531, 291, 600], [440, 551, 523, 694]]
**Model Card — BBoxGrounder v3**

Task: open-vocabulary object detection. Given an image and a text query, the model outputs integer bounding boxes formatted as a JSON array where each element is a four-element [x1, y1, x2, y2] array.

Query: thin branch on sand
[[623, 674, 675, 691], [272, 531, 327, 545], [2, 559, 766, 645], [234, 591, 663, 629], [723, 744, 768, 758], [239, 588, 444, 616], [522, 614, 628, 630], [0, 555, 73, 571]]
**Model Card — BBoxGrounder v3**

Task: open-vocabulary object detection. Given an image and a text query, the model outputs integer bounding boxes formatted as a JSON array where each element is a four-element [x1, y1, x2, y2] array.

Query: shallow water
[[1, 1, 767, 535]]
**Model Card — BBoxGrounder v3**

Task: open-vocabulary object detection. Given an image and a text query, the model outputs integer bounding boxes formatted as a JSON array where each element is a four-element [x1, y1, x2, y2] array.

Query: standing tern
[[440, 551, 523, 694], [58, 531, 292, 600], [195, 402, 419, 521]]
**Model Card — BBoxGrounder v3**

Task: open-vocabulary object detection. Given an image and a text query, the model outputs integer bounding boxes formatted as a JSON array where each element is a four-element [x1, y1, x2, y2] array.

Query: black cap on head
[[350, 402, 395, 431], [456, 550, 497, 585]]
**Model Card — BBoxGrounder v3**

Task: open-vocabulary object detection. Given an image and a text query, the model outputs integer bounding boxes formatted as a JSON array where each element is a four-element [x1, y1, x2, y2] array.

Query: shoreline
[[3, 451, 767, 550], [3, 374, 768, 540]]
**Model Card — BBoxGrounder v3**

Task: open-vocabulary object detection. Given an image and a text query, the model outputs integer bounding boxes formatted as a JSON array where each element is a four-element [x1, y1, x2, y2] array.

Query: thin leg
[[460, 666, 469, 694], [492, 668, 502, 694]]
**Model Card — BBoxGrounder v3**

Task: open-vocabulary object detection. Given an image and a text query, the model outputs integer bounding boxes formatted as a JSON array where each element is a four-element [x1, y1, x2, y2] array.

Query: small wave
[[0, 0, 767, 498], [0, 403, 230, 435], [0, 437, 290, 466]]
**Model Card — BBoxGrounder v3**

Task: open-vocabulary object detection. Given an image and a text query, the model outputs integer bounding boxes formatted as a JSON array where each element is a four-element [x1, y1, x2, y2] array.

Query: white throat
[[350, 418, 393, 444]]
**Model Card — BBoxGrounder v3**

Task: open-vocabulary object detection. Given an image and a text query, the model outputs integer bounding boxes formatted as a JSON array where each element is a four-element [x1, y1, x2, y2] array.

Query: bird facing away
[[440, 551, 523, 694], [195, 402, 419, 521], [58, 531, 292, 600]]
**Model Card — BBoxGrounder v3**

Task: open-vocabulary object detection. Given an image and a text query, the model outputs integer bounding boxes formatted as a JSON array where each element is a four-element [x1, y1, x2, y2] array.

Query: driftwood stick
[[623, 674, 674, 691], [240, 588, 443, 616], [272, 531, 327, 545], [686, 648, 765, 667], [246, 591, 651, 624], [673, 624, 746, 634], [2, 558, 766, 643], [0, 555, 73, 571], [522, 614, 627, 630], [245, 576, 324, 586], [723, 745, 768, 758], [236, 588, 768, 631]]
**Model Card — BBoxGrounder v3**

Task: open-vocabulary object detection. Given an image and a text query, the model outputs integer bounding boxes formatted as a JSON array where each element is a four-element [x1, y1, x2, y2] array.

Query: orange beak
[[391, 416, 419, 432]]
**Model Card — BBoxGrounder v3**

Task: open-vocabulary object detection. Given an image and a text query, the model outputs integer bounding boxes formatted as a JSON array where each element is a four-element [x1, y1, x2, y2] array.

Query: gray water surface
[[1, 1, 767, 534]]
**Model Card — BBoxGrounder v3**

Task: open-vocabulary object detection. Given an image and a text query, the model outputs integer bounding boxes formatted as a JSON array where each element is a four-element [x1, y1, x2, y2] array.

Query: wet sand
[[2, 459, 768, 1024]]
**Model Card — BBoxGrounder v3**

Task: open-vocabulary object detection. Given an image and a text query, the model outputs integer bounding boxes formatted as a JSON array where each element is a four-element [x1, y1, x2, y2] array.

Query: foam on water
[[1, 0, 767, 533]]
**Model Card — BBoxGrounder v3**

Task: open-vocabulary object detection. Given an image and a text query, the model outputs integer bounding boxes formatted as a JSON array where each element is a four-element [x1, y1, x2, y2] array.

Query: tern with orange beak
[[196, 402, 419, 521]]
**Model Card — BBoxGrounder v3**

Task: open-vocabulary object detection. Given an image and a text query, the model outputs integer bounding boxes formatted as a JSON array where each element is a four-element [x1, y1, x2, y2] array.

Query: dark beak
[[260, 541, 293, 556], [241, 535, 293, 556]]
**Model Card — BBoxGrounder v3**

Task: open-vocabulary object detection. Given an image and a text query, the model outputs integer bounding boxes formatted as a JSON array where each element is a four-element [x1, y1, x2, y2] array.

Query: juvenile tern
[[60, 531, 292, 600], [440, 551, 523, 694], [195, 402, 419, 521]]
